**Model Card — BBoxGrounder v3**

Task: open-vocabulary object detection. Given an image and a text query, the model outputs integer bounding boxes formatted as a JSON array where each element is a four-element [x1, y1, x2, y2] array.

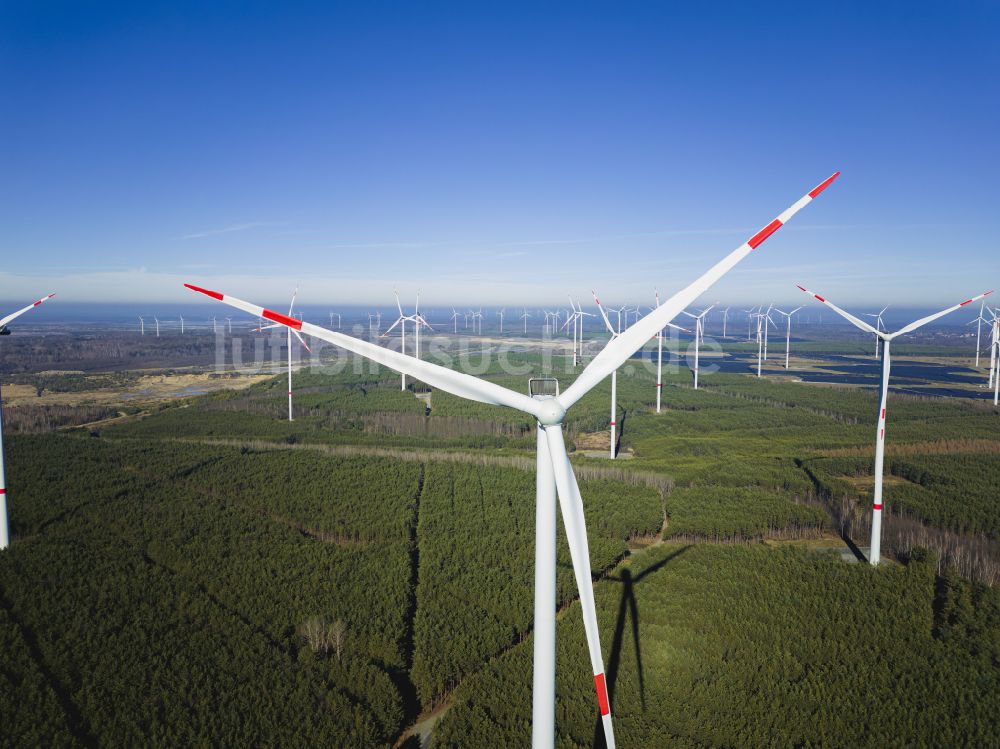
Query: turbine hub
[[535, 397, 566, 425]]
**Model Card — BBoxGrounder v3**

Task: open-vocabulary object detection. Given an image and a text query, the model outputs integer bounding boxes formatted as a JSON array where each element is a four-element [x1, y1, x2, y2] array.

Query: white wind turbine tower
[[797, 284, 992, 565], [521, 308, 531, 334], [992, 312, 1000, 405], [988, 308, 999, 393], [968, 301, 989, 367], [138, 316, 145, 335], [563, 297, 595, 367], [225, 316, 233, 334], [745, 305, 758, 340], [0, 292, 56, 550], [154, 316, 160, 337], [752, 308, 775, 377], [450, 309, 459, 333], [681, 304, 716, 389], [592, 291, 624, 459], [329, 312, 341, 330], [185, 171, 838, 749], [653, 289, 689, 413], [179, 314, 185, 334], [773, 306, 803, 370], [211, 317, 218, 334], [762, 304, 774, 360], [255, 288, 311, 421], [864, 306, 888, 357], [721, 306, 731, 337], [497, 308, 505, 334]]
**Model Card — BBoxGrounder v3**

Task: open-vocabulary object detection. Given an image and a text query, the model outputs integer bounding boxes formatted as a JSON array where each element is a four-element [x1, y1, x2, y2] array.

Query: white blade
[[559, 172, 839, 409], [292, 328, 312, 353], [795, 285, 882, 336], [394, 289, 404, 317], [288, 287, 298, 316], [543, 425, 615, 749], [0, 293, 56, 329], [591, 291, 617, 336], [890, 290, 994, 339], [184, 284, 542, 417], [382, 316, 405, 336]]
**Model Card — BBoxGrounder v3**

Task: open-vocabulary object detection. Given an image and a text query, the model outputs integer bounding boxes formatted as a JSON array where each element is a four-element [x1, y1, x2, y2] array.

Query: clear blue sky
[[1, 1, 997, 309]]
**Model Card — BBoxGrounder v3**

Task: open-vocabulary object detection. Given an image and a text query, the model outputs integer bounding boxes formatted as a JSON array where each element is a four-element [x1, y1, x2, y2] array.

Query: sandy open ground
[[2, 371, 272, 408]]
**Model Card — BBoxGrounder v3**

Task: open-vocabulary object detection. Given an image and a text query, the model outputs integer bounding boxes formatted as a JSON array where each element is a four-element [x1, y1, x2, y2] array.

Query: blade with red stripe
[[560, 172, 839, 410], [0, 293, 56, 329]]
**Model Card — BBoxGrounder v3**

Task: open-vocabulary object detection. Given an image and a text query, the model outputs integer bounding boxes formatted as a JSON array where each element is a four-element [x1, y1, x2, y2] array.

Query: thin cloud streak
[[179, 222, 279, 240]]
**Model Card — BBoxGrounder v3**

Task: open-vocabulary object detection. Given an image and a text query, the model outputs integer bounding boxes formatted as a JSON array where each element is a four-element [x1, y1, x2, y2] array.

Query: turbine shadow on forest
[[591, 544, 692, 749]]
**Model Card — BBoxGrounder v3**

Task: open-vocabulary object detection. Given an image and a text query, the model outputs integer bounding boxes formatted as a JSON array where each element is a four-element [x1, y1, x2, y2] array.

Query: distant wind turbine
[[681, 304, 716, 389], [255, 288, 311, 421], [864, 306, 888, 357], [772, 306, 803, 370], [797, 284, 993, 565]]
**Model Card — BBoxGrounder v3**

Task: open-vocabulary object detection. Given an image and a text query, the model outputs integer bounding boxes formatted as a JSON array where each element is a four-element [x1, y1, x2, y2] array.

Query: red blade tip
[[808, 171, 841, 198], [184, 283, 224, 301]]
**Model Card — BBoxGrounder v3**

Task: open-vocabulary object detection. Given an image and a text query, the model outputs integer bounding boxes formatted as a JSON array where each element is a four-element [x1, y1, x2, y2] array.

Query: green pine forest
[[1, 349, 999, 747]]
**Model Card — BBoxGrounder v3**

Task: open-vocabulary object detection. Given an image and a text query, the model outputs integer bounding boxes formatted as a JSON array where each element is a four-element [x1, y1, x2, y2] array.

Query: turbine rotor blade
[[890, 290, 994, 339], [292, 329, 312, 353], [382, 317, 405, 336], [591, 290, 617, 336], [795, 285, 882, 336], [184, 284, 542, 417], [543, 425, 616, 749], [0, 293, 56, 329], [559, 172, 839, 409]]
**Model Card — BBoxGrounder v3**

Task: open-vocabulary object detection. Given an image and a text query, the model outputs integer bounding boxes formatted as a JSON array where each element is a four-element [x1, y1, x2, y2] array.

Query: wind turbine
[[450, 308, 459, 333], [521, 308, 531, 334], [225, 316, 232, 334], [992, 312, 1000, 405], [329, 312, 341, 330], [797, 284, 992, 566], [563, 297, 595, 367], [592, 291, 624, 459], [497, 308, 506, 334], [745, 306, 758, 340], [681, 304, 715, 389], [988, 309, 999, 392], [185, 171, 838, 749], [255, 288, 311, 421], [772, 306, 803, 369], [721, 306, 730, 338], [138, 316, 145, 335], [179, 315, 185, 335], [154, 316, 160, 337], [968, 301, 989, 367], [211, 317, 218, 334], [652, 290, 689, 412], [751, 308, 775, 377], [383, 290, 431, 390], [864, 306, 888, 357], [762, 304, 774, 360], [0, 293, 56, 550]]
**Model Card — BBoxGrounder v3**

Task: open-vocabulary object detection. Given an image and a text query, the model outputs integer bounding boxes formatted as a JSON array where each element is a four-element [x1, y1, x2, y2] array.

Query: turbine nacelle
[[534, 397, 566, 426]]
